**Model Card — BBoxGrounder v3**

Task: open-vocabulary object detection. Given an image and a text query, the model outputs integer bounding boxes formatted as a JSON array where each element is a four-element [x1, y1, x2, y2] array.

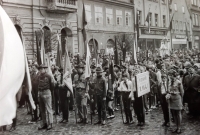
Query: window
[[195, 14, 199, 25], [182, 6, 185, 13], [155, 14, 158, 26], [116, 10, 123, 26], [183, 22, 186, 30], [95, 6, 103, 24], [192, 14, 195, 25], [125, 11, 131, 26], [161, 0, 165, 4], [149, 13, 152, 26], [180, 21, 183, 31], [172, 20, 175, 29], [137, 10, 142, 25], [194, 0, 197, 5], [163, 15, 166, 27], [106, 8, 113, 25], [85, 5, 92, 23], [176, 21, 178, 31], [174, 4, 177, 11]]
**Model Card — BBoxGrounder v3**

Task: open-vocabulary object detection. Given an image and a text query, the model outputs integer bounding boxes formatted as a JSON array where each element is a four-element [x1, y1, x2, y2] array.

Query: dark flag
[[56, 34, 62, 68], [145, 12, 150, 33], [122, 34, 126, 62], [168, 13, 174, 31], [114, 36, 119, 65], [93, 37, 98, 65], [185, 22, 189, 41], [35, 31, 42, 65], [185, 0, 192, 20], [82, 2, 87, 51], [136, 11, 140, 40], [108, 59, 115, 87]]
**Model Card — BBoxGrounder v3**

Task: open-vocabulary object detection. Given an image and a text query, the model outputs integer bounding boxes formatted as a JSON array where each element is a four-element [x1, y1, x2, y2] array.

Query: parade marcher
[[105, 64, 115, 119], [94, 67, 107, 125], [133, 70, 145, 126], [73, 63, 89, 124], [38, 64, 54, 130], [89, 64, 97, 115], [113, 64, 122, 111], [118, 73, 134, 124], [59, 68, 71, 123], [29, 64, 40, 123], [147, 65, 158, 109], [53, 66, 61, 115], [158, 74, 170, 127], [166, 69, 184, 134]]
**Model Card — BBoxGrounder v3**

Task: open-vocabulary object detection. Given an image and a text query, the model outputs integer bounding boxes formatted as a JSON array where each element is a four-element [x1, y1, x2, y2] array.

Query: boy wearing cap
[[113, 64, 122, 111], [159, 74, 169, 127], [38, 64, 54, 130], [118, 73, 134, 124], [94, 66, 107, 125], [89, 64, 97, 115], [73, 63, 89, 124]]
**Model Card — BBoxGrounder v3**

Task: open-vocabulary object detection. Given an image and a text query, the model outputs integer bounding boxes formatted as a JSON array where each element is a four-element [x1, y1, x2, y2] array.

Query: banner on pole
[[135, 72, 150, 97]]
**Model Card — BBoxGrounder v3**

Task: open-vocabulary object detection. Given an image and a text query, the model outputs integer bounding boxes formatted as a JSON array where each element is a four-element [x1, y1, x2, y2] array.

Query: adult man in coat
[[183, 67, 200, 116]]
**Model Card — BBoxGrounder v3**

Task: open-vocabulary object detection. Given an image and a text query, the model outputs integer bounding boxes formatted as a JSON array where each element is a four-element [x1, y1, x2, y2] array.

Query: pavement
[[1, 105, 200, 135]]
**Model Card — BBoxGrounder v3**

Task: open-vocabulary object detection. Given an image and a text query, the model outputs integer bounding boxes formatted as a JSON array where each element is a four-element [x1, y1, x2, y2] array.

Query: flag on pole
[[22, 39, 36, 111], [136, 10, 140, 41], [46, 55, 56, 83], [35, 31, 42, 65], [82, 2, 87, 46], [63, 46, 73, 94], [85, 43, 91, 79], [185, 22, 189, 41], [92, 37, 98, 66], [56, 33, 62, 68], [185, 0, 192, 20], [145, 12, 150, 33], [114, 36, 119, 65], [0, 5, 25, 126], [40, 32, 45, 64], [132, 41, 138, 64], [168, 13, 175, 31]]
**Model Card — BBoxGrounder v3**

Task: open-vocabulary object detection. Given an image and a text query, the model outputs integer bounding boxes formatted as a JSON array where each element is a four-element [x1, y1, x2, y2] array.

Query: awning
[[139, 34, 165, 39], [172, 39, 187, 44]]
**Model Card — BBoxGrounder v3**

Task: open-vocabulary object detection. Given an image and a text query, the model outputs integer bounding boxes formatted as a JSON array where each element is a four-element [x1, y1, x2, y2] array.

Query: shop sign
[[175, 35, 186, 39], [195, 36, 199, 40], [141, 28, 165, 35]]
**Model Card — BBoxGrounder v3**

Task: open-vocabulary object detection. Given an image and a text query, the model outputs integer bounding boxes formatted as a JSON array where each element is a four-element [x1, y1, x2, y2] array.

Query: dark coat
[[149, 71, 158, 94], [183, 74, 200, 104], [31, 71, 40, 103]]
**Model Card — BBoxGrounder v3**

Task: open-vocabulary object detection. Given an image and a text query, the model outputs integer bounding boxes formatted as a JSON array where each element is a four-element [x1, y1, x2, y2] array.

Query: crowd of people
[[1, 49, 200, 134]]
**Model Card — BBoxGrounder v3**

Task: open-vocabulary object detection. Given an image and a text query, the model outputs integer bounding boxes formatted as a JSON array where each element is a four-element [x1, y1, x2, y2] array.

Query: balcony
[[46, 0, 77, 14]]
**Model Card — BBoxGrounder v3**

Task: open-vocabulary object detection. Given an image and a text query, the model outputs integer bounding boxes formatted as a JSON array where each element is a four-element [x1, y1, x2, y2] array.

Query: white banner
[[135, 72, 150, 97]]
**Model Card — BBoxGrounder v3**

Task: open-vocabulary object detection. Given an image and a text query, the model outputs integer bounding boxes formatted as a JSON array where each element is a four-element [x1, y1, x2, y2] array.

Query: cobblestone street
[[1, 105, 200, 135]]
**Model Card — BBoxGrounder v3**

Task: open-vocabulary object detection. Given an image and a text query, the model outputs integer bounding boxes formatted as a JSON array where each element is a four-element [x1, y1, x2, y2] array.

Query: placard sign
[[135, 72, 150, 97]]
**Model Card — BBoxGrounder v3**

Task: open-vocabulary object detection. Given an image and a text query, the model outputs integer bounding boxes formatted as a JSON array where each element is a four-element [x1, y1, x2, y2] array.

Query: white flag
[[0, 6, 25, 126]]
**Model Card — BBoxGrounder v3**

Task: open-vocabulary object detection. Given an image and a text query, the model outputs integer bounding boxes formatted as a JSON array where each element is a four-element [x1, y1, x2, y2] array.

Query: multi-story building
[[1, 0, 78, 59], [134, 0, 169, 51], [188, 0, 200, 49], [77, 0, 134, 55], [169, 0, 192, 50]]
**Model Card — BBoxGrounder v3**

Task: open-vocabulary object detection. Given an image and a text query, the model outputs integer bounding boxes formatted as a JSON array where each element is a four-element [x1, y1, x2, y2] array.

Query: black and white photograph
[[0, 0, 200, 134]]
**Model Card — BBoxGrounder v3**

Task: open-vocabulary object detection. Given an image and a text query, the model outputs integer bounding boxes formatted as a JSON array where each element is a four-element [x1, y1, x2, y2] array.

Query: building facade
[[77, 0, 134, 56], [169, 0, 192, 50], [1, 0, 78, 59], [134, 0, 169, 52], [189, 0, 200, 49]]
